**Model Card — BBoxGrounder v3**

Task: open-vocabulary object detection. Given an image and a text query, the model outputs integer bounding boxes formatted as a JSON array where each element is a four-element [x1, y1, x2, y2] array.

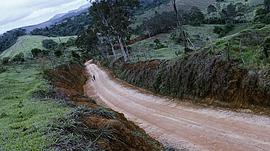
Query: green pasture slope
[[0, 35, 74, 59]]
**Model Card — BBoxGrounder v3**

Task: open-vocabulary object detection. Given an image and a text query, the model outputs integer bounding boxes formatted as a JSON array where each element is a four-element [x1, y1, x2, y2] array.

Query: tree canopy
[[0, 29, 26, 52], [77, 0, 139, 62]]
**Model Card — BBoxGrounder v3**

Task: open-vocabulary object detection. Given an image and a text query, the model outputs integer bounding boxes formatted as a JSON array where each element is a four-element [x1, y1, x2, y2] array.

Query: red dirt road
[[85, 62, 270, 151]]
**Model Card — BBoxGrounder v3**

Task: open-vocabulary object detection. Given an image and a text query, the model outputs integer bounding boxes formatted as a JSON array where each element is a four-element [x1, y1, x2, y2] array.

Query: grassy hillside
[[0, 35, 74, 59], [211, 24, 270, 69], [129, 24, 219, 61], [0, 62, 70, 150], [127, 0, 264, 62]]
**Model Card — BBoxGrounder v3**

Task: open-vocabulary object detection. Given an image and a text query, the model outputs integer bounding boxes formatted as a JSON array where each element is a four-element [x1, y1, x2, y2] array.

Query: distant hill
[[22, 4, 90, 33], [0, 4, 90, 53], [30, 11, 90, 37]]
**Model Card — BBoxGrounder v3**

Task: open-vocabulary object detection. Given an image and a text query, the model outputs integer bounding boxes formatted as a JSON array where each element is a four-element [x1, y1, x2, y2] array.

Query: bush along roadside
[[107, 51, 270, 112], [44, 63, 163, 151]]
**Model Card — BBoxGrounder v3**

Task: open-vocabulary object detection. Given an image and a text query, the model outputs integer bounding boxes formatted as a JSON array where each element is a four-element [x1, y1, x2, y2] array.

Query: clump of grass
[[46, 106, 116, 151], [72, 106, 116, 119]]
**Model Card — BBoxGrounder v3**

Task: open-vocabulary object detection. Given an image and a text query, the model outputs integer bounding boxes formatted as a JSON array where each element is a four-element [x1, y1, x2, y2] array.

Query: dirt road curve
[[85, 62, 270, 151]]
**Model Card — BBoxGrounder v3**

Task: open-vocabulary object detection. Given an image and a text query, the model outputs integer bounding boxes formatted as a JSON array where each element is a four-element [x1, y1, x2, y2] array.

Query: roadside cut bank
[[104, 51, 270, 113]]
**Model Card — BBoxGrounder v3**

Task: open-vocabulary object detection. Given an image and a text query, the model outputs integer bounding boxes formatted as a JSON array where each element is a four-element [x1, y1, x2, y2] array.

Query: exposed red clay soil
[[46, 64, 163, 151], [85, 61, 270, 151]]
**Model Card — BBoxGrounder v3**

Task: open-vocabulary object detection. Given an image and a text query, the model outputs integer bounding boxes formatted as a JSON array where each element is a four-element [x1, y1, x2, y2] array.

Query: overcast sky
[[0, 0, 89, 33]]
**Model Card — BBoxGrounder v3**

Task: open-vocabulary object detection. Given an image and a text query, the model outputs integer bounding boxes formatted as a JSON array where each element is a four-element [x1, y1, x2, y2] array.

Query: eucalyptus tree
[[90, 0, 139, 62]]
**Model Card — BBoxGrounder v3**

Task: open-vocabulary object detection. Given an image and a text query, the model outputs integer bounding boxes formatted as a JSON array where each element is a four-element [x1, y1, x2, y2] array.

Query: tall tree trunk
[[104, 46, 109, 59], [172, 0, 188, 49], [109, 42, 116, 59], [123, 41, 130, 59], [173, 0, 180, 27], [108, 36, 116, 59], [118, 36, 128, 62]]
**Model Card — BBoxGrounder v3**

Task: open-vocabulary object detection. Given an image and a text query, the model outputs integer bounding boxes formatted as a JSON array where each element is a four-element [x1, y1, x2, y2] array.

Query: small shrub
[[170, 32, 188, 44], [0, 66, 7, 74], [154, 39, 167, 49], [213, 24, 234, 37], [175, 50, 182, 56], [1, 57, 10, 65], [0, 112, 8, 118], [71, 51, 81, 60], [12, 53, 25, 62], [207, 4, 217, 14], [66, 38, 76, 47], [31, 48, 42, 58], [213, 26, 224, 35], [71, 106, 116, 119], [87, 107, 116, 119], [42, 39, 58, 50], [54, 49, 63, 57]]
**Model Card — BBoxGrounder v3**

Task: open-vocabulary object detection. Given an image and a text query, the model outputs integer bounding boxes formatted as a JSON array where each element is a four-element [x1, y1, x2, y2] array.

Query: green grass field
[[0, 35, 74, 59], [0, 62, 70, 151], [129, 24, 219, 61]]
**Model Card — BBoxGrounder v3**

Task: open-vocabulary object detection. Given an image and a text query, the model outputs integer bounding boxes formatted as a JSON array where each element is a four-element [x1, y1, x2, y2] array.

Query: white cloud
[[0, 0, 89, 33]]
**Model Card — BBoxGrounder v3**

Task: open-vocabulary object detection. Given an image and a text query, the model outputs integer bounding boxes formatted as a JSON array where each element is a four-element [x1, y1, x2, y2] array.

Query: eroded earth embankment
[[45, 63, 163, 151], [109, 51, 270, 111]]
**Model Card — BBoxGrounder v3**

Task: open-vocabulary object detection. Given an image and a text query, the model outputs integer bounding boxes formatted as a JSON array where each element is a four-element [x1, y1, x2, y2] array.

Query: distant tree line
[[205, 1, 248, 24], [0, 29, 26, 52], [31, 12, 90, 37]]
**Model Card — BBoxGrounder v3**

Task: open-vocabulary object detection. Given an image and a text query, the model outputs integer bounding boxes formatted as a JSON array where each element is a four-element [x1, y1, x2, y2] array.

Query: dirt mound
[[45, 63, 163, 151], [110, 51, 270, 110]]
